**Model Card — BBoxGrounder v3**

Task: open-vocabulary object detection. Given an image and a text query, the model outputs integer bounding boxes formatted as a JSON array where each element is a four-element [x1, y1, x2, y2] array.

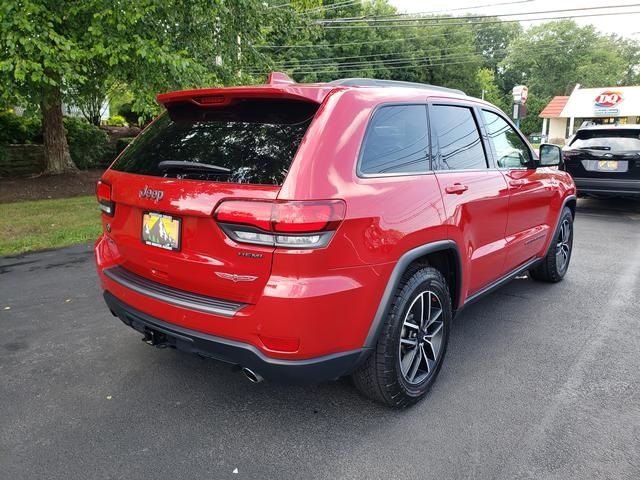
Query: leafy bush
[[116, 137, 134, 155], [0, 111, 42, 144], [64, 117, 109, 169], [106, 115, 127, 126], [117, 103, 140, 126]]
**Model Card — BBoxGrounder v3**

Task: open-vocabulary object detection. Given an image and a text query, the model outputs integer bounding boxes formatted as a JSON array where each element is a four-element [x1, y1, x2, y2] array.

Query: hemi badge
[[215, 272, 258, 283]]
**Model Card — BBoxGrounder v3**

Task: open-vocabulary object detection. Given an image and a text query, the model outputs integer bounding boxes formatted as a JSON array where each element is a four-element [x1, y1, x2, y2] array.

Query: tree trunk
[[41, 84, 77, 175]]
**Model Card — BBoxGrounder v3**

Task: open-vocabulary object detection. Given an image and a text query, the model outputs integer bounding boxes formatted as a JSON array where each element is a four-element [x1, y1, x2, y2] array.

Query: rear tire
[[530, 207, 574, 283], [352, 266, 452, 408]]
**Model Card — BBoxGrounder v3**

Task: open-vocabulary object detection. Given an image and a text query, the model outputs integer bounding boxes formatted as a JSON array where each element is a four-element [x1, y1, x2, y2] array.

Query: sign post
[[512, 85, 528, 129]]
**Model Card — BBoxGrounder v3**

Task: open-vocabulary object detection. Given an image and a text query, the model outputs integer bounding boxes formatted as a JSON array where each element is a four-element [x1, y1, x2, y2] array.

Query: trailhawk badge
[[215, 272, 258, 283], [139, 185, 164, 203]]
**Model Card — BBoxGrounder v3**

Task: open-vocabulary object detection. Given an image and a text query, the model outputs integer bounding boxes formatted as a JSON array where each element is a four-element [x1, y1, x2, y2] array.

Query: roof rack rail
[[329, 78, 466, 96]]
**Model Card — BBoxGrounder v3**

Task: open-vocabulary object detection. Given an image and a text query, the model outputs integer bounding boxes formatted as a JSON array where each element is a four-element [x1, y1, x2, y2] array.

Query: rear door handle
[[445, 183, 469, 195], [509, 179, 526, 188]]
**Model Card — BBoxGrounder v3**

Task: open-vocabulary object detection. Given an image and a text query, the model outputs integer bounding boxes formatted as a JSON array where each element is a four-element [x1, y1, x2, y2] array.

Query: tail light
[[96, 180, 114, 216], [214, 200, 345, 249]]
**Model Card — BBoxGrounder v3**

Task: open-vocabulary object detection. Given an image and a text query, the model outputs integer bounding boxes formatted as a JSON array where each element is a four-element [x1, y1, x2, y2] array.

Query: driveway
[[1, 198, 639, 479]]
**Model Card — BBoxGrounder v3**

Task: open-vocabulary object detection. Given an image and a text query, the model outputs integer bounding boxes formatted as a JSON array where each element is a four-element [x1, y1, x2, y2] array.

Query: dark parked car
[[563, 125, 640, 197], [528, 132, 547, 144]]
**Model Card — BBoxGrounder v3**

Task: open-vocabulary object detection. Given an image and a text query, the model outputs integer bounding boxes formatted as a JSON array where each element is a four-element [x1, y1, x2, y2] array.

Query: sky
[[388, 0, 640, 38]]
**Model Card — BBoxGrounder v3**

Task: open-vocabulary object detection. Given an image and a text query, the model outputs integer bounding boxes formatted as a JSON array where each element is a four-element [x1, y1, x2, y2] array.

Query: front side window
[[482, 110, 532, 168], [430, 105, 486, 170], [359, 105, 429, 175]]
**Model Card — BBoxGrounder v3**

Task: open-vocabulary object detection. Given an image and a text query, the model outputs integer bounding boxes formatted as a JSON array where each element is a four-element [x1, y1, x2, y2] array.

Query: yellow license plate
[[142, 212, 181, 251], [597, 160, 618, 171]]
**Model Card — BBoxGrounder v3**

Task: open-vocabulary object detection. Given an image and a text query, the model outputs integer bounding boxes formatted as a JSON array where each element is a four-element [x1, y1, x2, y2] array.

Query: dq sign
[[595, 91, 623, 109]]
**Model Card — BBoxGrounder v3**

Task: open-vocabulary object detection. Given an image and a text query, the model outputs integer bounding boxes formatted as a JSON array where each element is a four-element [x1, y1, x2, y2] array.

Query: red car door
[[430, 103, 510, 298], [480, 109, 557, 272]]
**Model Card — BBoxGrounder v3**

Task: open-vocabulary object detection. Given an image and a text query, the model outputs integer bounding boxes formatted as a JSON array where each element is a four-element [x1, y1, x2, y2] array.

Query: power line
[[256, 7, 640, 49], [248, 34, 630, 75], [317, 3, 640, 24], [301, 0, 362, 15], [254, 38, 533, 70], [255, 20, 518, 50], [256, 34, 423, 50], [247, 41, 584, 76], [267, 0, 361, 13], [317, 9, 640, 29], [333, 0, 535, 22]]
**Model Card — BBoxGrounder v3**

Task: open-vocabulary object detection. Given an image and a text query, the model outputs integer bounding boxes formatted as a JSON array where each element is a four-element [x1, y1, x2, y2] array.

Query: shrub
[[64, 117, 109, 169], [106, 115, 127, 126], [0, 110, 42, 144], [117, 103, 140, 126], [116, 137, 134, 156]]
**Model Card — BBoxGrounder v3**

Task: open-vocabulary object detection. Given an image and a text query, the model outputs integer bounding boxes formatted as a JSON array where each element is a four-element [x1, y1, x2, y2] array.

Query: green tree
[[0, 0, 266, 174], [475, 68, 508, 111], [500, 20, 637, 99], [256, 1, 482, 93]]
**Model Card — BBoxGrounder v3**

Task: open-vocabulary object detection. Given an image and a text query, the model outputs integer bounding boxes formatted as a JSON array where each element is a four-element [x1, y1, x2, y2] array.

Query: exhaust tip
[[241, 367, 263, 383]]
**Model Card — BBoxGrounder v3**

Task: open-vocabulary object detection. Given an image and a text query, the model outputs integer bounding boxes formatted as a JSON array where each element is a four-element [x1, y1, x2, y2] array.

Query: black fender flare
[[363, 240, 462, 349], [544, 194, 577, 256]]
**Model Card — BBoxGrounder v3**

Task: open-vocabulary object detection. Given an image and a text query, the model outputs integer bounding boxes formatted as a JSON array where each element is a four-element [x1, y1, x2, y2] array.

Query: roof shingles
[[539, 96, 569, 118]]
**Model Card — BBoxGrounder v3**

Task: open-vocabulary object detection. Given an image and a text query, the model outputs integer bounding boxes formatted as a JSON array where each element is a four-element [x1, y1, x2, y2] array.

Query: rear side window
[[570, 129, 640, 151], [111, 99, 318, 185], [359, 105, 429, 175], [430, 105, 486, 170]]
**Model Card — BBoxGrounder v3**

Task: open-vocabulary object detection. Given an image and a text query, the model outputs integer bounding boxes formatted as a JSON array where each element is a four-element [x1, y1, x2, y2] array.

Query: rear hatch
[[100, 96, 319, 305], [563, 128, 640, 180]]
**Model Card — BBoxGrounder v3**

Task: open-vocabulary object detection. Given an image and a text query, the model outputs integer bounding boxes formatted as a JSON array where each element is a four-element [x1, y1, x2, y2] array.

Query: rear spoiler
[[156, 72, 330, 108]]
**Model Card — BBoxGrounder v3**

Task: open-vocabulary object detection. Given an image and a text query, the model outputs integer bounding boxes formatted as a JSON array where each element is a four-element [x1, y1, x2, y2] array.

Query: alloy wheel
[[555, 219, 571, 273], [398, 290, 444, 385]]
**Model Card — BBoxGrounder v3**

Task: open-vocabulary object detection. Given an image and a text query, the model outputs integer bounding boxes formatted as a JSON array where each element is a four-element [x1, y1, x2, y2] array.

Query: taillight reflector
[[96, 180, 114, 216], [214, 200, 345, 249]]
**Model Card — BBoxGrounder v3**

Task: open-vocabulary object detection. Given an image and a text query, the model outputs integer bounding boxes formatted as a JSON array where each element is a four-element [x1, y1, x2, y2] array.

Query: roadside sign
[[512, 85, 529, 105]]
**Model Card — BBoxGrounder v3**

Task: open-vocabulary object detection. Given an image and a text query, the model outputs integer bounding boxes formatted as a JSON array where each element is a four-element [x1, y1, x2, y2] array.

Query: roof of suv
[[157, 71, 470, 108], [576, 124, 640, 131]]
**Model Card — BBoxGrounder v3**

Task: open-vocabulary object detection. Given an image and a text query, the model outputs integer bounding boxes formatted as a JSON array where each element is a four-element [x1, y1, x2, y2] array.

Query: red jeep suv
[[95, 73, 576, 407]]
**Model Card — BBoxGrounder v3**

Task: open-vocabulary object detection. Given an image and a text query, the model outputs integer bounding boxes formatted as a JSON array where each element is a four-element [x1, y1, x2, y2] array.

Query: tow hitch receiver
[[142, 329, 170, 348]]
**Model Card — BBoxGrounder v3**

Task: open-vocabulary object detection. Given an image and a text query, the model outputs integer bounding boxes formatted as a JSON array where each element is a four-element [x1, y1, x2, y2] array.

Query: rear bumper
[[104, 291, 369, 384], [573, 177, 640, 196]]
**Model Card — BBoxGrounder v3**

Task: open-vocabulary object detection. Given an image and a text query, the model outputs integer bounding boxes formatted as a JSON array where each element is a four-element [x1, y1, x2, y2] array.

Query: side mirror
[[539, 143, 563, 167]]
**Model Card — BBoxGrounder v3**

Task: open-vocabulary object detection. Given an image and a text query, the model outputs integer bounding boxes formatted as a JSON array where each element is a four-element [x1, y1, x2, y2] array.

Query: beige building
[[539, 85, 640, 144]]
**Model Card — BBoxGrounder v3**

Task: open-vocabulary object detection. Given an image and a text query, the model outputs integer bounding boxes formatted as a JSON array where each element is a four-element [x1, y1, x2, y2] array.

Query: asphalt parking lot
[[1, 198, 639, 480]]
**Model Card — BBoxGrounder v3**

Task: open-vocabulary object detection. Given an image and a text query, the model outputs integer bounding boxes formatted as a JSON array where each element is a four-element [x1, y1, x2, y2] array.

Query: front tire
[[352, 266, 452, 408], [530, 207, 574, 283]]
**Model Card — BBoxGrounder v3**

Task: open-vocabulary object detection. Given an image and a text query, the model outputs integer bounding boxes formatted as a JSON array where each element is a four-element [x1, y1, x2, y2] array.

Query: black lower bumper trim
[[574, 177, 640, 196], [103, 291, 369, 384]]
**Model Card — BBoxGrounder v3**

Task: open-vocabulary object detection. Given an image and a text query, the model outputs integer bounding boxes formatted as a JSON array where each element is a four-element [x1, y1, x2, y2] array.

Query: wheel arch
[[543, 194, 577, 256], [565, 197, 577, 218], [363, 240, 462, 349]]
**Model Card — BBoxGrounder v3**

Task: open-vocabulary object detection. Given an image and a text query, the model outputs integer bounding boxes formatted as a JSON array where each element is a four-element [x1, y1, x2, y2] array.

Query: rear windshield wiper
[[158, 161, 231, 173], [577, 145, 611, 151]]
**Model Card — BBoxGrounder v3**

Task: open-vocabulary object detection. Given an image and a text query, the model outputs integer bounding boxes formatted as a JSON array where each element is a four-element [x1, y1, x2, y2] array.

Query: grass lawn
[[0, 196, 101, 256]]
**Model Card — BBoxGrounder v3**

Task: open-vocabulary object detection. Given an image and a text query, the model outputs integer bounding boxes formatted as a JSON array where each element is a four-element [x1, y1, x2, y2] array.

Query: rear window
[[111, 99, 318, 185], [570, 129, 640, 151]]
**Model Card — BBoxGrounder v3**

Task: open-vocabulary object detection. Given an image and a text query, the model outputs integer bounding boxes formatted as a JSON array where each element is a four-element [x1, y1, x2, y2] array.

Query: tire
[[530, 207, 574, 283], [352, 266, 452, 408]]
